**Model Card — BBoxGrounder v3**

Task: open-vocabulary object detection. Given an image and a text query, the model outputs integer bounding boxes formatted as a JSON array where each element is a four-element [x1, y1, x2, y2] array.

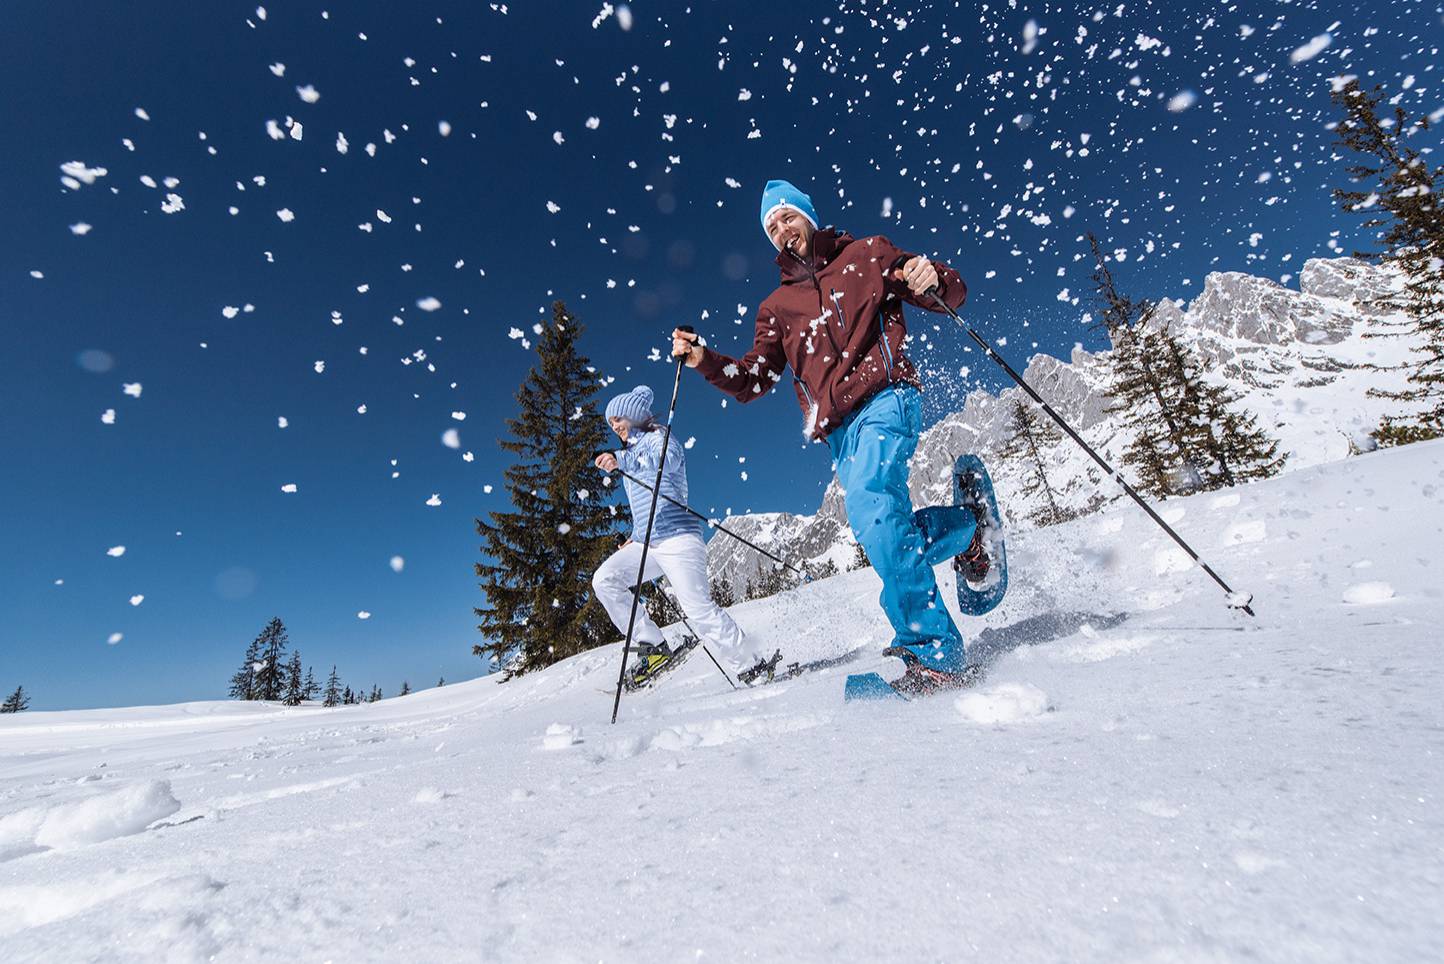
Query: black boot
[[882, 646, 984, 697], [952, 480, 994, 584], [738, 649, 783, 686]]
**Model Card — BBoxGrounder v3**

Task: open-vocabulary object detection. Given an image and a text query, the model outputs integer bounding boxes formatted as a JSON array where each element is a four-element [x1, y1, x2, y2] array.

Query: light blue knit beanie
[[759, 179, 819, 246], [605, 385, 654, 426]]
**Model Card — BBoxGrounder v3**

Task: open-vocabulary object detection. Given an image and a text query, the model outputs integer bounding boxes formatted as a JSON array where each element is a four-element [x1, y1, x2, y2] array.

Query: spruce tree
[[436, 676, 446, 688], [848, 542, 872, 571], [474, 301, 623, 675], [323, 666, 342, 707], [1, 686, 29, 713], [399, 680, 412, 696], [710, 576, 735, 608], [998, 399, 1068, 526], [746, 564, 795, 600], [1090, 233, 1195, 496], [643, 580, 686, 628], [1331, 78, 1444, 444], [283, 652, 304, 706], [805, 558, 840, 580], [228, 633, 263, 700], [368, 685, 382, 702], [1089, 233, 1282, 496], [342, 686, 355, 705], [242, 617, 290, 702], [303, 666, 318, 701], [1159, 333, 1287, 485]]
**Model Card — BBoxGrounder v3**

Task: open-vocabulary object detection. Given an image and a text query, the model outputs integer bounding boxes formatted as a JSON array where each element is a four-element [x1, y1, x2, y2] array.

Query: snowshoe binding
[[738, 649, 784, 686], [844, 646, 985, 702], [952, 453, 1008, 616], [624, 637, 698, 691]]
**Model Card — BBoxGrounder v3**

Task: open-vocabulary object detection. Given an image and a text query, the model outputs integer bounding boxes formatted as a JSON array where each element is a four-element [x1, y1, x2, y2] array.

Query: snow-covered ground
[[4, 441, 1443, 962]]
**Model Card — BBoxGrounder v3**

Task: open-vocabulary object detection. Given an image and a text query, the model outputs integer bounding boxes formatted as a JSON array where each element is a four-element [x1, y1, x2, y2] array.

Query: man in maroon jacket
[[671, 180, 986, 693]]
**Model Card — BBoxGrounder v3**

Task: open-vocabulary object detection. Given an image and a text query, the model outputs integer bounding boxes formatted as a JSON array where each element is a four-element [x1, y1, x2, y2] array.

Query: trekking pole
[[610, 328, 696, 724], [924, 288, 1256, 617], [609, 467, 808, 579], [675, 613, 738, 691]]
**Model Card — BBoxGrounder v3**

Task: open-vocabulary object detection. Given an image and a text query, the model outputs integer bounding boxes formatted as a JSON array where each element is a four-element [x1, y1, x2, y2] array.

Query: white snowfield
[[4, 442, 1443, 963]]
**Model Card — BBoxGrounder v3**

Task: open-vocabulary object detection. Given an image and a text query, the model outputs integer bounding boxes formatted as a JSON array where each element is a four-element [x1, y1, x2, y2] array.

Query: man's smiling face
[[765, 207, 815, 257]]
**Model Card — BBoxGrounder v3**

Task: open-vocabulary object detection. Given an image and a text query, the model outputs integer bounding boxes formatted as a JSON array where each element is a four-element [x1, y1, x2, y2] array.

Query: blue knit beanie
[[605, 385, 655, 426], [759, 179, 819, 246]]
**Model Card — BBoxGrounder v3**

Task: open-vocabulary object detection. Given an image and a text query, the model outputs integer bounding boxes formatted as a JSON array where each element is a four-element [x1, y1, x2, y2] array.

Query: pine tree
[[283, 652, 304, 706], [228, 633, 263, 700], [243, 617, 290, 702], [474, 302, 623, 675], [746, 564, 795, 600], [1159, 333, 1287, 485], [1090, 233, 1196, 496], [848, 541, 872, 571], [643, 580, 686, 628], [1331, 78, 1444, 444], [710, 576, 735, 608], [342, 686, 355, 705], [803, 558, 840, 581], [323, 666, 342, 707], [399, 681, 412, 696], [368, 685, 382, 703], [997, 399, 1068, 526], [1, 686, 29, 713], [1089, 234, 1283, 496], [303, 666, 318, 701], [436, 676, 446, 688]]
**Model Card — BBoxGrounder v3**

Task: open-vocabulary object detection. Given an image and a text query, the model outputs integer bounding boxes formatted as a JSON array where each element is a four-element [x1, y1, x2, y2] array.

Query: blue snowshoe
[[843, 646, 985, 701], [951, 453, 1008, 616]]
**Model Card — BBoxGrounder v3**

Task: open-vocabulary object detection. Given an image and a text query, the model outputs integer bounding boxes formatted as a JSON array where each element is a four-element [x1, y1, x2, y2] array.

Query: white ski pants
[[592, 532, 759, 669]]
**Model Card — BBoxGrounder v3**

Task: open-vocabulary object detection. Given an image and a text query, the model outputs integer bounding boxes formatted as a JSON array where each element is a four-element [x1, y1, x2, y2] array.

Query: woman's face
[[608, 416, 631, 441]]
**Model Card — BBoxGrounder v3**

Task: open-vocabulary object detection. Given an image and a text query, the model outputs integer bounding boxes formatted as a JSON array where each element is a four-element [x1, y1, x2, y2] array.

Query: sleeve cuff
[[694, 347, 729, 380]]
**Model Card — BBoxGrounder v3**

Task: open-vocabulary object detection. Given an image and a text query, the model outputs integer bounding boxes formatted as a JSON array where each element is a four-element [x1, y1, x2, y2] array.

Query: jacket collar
[[775, 228, 853, 284]]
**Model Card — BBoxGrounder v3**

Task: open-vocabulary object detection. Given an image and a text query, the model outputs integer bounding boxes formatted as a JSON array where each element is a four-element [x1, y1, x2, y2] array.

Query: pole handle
[[672, 324, 698, 360]]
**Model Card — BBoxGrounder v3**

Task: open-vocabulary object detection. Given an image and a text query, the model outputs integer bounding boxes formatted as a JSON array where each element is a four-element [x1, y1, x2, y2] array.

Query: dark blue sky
[[2, 0, 1437, 709]]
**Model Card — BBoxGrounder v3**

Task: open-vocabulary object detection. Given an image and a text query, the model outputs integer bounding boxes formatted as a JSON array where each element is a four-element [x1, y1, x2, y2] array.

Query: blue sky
[[1, 0, 1437, 709]]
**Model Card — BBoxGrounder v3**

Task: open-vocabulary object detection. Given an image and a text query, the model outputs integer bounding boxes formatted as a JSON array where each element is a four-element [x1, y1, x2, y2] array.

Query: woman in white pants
[[592, 385, 767, 678]]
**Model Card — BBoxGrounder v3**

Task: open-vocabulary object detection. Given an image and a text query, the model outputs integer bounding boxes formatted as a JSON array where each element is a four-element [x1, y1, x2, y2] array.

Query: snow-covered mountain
[[4, 440, 1442, 961], [706, 257, 1418, 589]]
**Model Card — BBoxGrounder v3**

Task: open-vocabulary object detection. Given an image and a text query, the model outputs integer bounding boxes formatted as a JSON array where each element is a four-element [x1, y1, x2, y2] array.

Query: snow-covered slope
[[3, 442, 1443, 962], [707, 257, 1422, 588]]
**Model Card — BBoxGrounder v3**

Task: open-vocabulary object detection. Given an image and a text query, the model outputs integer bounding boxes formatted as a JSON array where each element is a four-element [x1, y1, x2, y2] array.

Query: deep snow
[[3, 442, 1442, 962]]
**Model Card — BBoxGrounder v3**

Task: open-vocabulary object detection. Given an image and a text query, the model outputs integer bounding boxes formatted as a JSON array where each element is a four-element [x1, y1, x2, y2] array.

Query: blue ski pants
[[827, 385, 976, 672]]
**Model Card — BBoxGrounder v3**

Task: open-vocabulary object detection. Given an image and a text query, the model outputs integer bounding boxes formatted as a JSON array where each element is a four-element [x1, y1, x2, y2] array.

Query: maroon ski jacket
[[695, 229, 967, 440]]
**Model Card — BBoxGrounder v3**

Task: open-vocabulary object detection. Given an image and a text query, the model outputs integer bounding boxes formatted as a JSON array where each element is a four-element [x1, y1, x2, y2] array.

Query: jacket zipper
[[876, 310, 895, 380], [789, 248, 843, 358]]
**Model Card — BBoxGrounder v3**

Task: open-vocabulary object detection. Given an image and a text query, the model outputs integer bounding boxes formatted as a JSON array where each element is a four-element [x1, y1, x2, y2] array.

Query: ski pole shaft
[[610, 329, 694, 724], [926, 290, 1255, 617], [674, 612, 739, 691], [700, 644, 739, 690], [609, 467, 807, 578]]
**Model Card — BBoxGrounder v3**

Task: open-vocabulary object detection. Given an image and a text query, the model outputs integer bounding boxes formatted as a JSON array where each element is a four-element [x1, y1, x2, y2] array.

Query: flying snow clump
[[1290, 33, 1332, 63]]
